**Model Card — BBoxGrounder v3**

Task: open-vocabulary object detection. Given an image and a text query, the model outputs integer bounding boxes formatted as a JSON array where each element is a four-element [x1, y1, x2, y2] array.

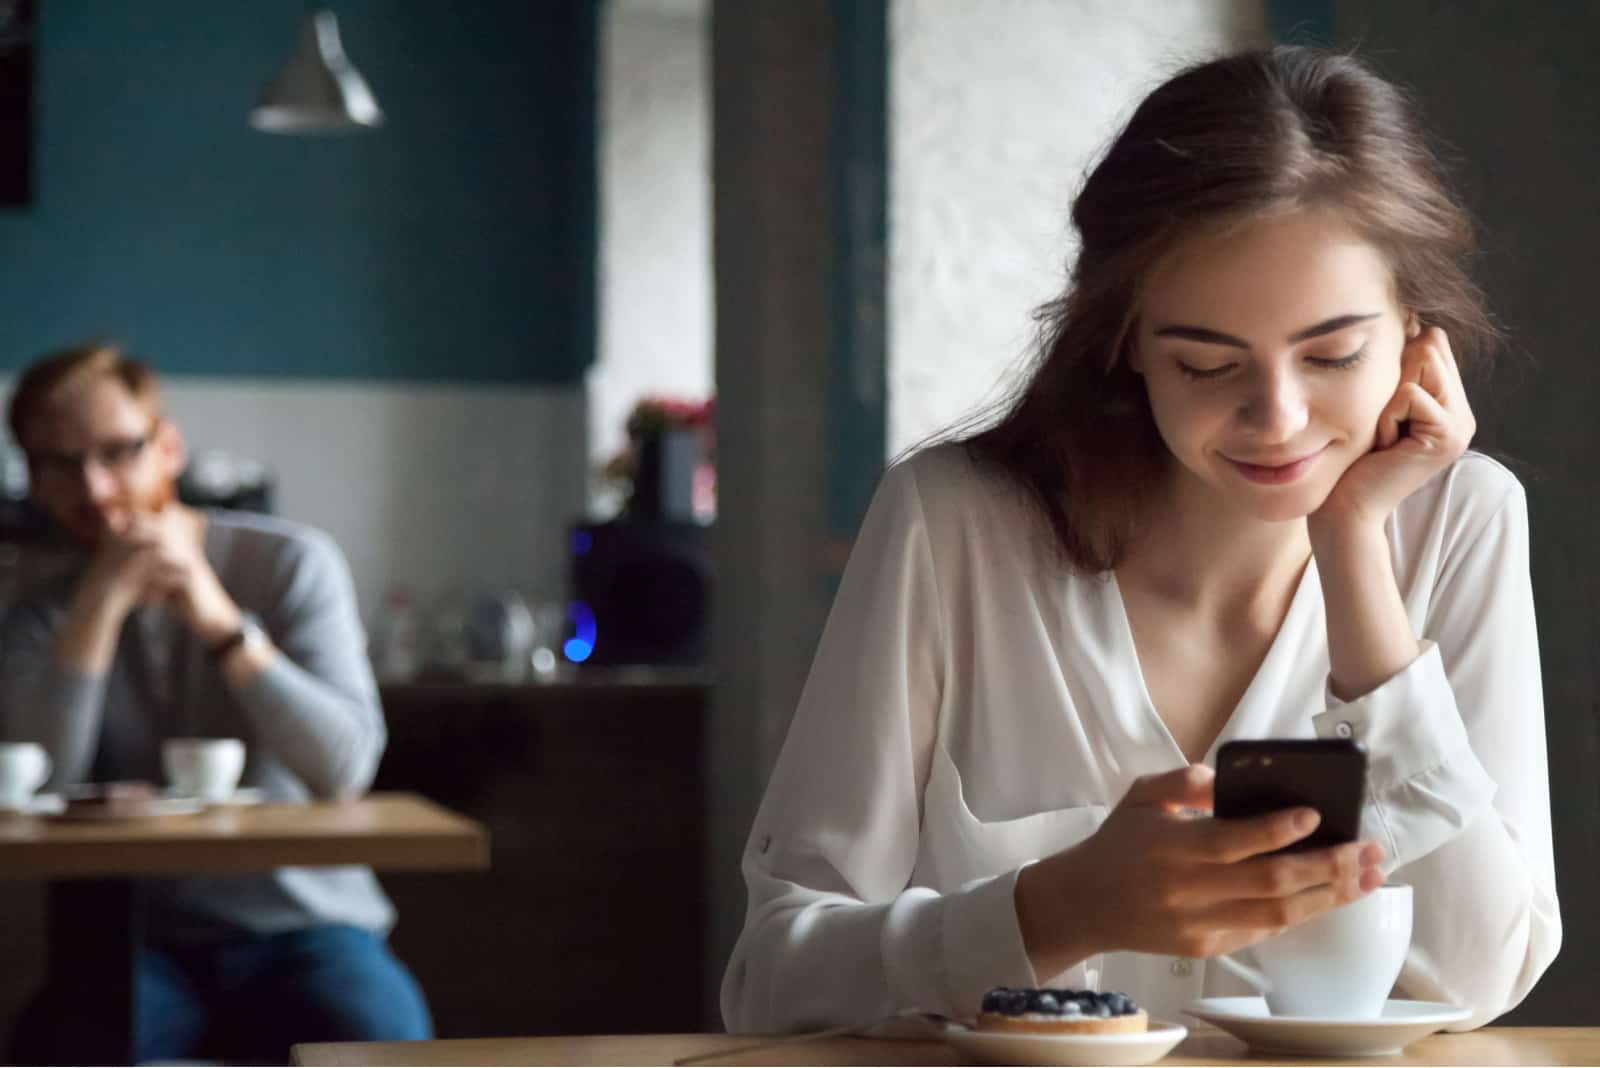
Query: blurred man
[[0, 343, 432, 1064]]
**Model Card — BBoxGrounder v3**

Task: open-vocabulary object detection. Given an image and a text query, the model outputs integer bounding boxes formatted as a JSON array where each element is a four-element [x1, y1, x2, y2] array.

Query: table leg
[[45, 879, 141, 1065]]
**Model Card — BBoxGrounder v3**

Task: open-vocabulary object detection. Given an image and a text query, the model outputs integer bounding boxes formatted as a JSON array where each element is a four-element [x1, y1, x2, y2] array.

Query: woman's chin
[[1236, 482, 1335, 524]]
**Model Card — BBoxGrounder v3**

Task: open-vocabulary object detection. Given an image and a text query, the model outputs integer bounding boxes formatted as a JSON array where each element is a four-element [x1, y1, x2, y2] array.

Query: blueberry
[[983, 988, 1029, 1015], [1029, 991, 1061, 1014]]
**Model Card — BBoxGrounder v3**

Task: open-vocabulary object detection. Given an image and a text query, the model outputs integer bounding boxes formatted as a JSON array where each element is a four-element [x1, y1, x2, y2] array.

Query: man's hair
[[8, 342, 164, 452]]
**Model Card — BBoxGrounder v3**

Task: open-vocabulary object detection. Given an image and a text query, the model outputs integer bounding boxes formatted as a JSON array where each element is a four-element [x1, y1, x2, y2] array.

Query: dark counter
[[374, 676, 711, 1038]]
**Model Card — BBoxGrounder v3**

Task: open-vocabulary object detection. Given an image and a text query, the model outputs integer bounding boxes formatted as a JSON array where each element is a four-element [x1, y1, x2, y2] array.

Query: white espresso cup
[[1220, 883, 1413, 1019], [162, 738, 246, 801], [0, 742, 51, 808]]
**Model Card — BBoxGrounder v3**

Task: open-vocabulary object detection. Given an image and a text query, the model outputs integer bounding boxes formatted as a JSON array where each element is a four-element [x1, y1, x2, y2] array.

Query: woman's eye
[[1177, 362, 1235, 381], [1308, 347, 1368, 370]]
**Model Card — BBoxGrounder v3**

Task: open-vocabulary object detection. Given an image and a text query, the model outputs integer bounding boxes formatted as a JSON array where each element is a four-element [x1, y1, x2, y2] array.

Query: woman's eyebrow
[[1151, 313, 1382, 348]]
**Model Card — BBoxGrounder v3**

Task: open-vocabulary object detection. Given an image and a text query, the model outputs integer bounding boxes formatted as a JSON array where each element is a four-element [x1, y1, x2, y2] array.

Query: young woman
[[721, 46, 1560, 1032]]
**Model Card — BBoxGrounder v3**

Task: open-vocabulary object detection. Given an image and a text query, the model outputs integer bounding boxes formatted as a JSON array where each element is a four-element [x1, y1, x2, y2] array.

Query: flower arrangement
[[600, 394, 716, 520], [625, 395, 715, 438]]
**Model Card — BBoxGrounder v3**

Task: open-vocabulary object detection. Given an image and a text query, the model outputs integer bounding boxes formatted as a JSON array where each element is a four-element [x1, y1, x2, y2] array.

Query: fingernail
[[1361, 844, 1384, 867], [1295, 809, 1320, 834]]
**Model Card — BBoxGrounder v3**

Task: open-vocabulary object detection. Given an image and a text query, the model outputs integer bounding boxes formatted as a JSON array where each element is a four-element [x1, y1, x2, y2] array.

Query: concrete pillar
[[704, 0, 887, 1026]]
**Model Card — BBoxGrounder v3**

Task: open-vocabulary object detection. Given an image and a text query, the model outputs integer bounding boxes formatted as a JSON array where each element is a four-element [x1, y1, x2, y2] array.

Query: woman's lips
[[1226, 446, 1326, 485]]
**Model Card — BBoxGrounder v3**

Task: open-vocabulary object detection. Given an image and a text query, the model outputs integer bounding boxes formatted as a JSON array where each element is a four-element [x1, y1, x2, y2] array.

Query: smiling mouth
[[1225, 446, 1327, 485]]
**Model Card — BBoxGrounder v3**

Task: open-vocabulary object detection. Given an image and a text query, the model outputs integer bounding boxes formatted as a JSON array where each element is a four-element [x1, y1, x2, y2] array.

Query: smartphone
[[1213, 739, 1367, 854]]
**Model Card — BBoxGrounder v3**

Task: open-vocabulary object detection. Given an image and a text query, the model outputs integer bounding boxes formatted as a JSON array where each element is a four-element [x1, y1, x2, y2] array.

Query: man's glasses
[[29, 435, 150, 484]]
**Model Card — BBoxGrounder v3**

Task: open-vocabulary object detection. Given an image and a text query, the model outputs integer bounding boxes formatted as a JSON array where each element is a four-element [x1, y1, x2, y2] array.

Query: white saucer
[[0, 793, 64, 816], [1185, 996, 1471, 1057], [944, 1019, 1188, 1066], [164, 787, 266, 807]]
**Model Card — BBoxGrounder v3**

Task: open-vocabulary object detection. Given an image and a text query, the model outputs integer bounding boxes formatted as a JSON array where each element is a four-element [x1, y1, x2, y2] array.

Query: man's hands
[[1014, 765, 1384, 980], [123, 511, 242, 645], [60, 509, 242, 674]]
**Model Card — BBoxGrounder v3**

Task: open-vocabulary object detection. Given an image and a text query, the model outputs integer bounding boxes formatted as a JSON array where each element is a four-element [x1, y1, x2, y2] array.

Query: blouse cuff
[[1313, 640, 1497, 870], [884, 868, 1041, 1021]]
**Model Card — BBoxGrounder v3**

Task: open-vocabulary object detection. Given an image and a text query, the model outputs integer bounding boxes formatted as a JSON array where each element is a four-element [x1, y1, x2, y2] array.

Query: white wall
[[591, 0, 713, 506], [889, 0, 1269, 454], [591, 0, 1266, 473], [159, 380, 586, 627]]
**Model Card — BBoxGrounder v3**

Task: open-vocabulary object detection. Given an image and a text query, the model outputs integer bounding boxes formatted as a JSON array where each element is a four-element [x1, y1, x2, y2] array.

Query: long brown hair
[[963, 46, 1500, 573]]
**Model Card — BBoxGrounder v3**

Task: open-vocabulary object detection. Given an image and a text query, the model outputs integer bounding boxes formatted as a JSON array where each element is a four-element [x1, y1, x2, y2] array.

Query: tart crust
[[976, 1008, 1149, 1034]]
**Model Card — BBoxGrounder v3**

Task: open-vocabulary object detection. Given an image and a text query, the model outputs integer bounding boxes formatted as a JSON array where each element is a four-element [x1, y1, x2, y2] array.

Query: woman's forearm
[[1309, 518, 1421, 701]]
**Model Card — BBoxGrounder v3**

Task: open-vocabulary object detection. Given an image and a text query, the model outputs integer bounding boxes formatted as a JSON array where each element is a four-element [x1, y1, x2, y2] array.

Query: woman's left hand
[[1314, 325, 1477, 531]]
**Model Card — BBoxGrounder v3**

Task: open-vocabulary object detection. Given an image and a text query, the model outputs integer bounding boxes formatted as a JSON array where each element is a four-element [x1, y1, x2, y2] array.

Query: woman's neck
[[1117, 465, 1312, 623]]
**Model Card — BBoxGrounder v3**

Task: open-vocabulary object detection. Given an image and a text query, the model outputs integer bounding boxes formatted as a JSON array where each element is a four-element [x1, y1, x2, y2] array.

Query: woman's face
[[1131, 208, 1409, 523]]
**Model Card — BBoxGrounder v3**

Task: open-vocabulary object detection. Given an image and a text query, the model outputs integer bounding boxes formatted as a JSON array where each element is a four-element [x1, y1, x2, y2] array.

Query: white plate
[[53, 796, 207, 821], [0, 793, 64, 816], [1184, 996, 1471, 1057], [944, 1019, 1188, 1066]]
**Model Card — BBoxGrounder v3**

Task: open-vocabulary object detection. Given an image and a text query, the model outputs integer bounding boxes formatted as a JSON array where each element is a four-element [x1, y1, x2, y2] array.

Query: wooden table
[[0, 792, 487, 1064], [293, 1027, 1600, 1066]]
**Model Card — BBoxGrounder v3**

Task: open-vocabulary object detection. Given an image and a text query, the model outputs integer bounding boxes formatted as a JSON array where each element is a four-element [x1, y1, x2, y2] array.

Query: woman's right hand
[[1013, 764, 1385, 979]]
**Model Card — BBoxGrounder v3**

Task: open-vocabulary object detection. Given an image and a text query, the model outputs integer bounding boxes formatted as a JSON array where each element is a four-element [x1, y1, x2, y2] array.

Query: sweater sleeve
[[0, 591, 109, 789], [229, 530, 386, 800], [720, 460, 1043, 1034], [1311, 481, 1560, 1028]]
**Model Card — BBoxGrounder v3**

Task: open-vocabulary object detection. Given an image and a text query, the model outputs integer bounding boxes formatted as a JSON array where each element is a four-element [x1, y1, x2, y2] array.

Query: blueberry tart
[[976, 987, 1148, 1034]]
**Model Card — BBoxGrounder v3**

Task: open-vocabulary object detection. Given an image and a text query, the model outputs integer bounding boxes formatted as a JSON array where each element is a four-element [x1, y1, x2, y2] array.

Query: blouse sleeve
[[1310, 479, 1560, 1028], [720, 459, 1041, 1033]]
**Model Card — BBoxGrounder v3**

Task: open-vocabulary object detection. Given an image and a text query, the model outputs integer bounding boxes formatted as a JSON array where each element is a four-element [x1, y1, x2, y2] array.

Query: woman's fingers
[[1121, 764, 1215, 812], [1194, 866, 1381, 933], [1402, 326, 1473, 429], [1188, 806, 1320, 863], [1177, 840, 1382, 906]]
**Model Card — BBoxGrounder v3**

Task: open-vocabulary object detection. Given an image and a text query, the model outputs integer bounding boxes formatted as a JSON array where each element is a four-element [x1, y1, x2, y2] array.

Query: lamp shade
[[250, 11, 383, 133]]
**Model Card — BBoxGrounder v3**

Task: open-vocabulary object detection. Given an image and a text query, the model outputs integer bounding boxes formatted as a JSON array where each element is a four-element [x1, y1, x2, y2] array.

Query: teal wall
[[0, 0, 597, 382], [1266, 0, 1335, 44]]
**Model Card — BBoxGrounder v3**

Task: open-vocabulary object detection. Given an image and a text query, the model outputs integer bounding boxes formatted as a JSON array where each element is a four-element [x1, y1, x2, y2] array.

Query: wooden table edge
[[0, 791, 490, 879]]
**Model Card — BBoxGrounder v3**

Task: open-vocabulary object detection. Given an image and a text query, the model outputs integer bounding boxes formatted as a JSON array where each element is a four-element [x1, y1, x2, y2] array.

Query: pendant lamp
[[250, 11, 383, 133]]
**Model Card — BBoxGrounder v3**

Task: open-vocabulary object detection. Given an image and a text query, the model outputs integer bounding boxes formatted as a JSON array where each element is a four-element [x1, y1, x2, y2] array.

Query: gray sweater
[[0, 509, 395, 941]]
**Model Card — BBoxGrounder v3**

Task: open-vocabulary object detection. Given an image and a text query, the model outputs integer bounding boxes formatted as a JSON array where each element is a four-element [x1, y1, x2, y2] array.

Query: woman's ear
[[1404, 312, 1421, 340]]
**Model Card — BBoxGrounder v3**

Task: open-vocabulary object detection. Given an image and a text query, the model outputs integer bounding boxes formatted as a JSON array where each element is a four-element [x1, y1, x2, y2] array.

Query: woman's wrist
[[1308, 514, 1419, 701], [1014, 850, 1105, 981], [1306, 511, 1387, 560]]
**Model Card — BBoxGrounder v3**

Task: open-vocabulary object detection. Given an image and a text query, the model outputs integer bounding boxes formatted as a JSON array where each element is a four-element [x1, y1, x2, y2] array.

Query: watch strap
[[208, 616, 262, 660]]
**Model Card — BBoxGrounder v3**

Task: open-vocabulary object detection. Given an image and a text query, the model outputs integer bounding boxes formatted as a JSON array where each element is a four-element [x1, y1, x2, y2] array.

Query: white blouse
[[722, 444, 1561, 1033]]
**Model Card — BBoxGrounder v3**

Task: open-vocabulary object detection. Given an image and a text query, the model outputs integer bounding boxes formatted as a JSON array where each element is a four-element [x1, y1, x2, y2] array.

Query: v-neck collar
[[1108, 555, 1321, 768]]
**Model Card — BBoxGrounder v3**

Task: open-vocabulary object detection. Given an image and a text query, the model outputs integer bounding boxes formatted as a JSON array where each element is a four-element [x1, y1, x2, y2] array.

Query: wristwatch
[[208, 615, 267, 661]]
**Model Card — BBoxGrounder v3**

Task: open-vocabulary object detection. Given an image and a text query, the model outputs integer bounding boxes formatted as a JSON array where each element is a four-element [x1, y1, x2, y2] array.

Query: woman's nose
[[1237, 369, 1310, 442]]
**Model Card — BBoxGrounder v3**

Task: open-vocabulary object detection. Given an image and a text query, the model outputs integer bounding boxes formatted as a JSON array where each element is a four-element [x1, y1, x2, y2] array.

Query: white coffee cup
[[162, 738, 246, 801], [0, 742, 51, 808], [1218, 883, 1413, 1019]]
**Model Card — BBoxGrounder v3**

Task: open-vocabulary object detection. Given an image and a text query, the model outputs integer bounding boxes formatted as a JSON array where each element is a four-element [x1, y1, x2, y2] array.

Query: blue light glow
[[571, 530, 593, 555], [564, 601, 597, 663]]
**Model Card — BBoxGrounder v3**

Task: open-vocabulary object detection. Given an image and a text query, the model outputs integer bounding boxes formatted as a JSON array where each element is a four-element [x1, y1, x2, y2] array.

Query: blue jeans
[[13, 925, 433, 1065]]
